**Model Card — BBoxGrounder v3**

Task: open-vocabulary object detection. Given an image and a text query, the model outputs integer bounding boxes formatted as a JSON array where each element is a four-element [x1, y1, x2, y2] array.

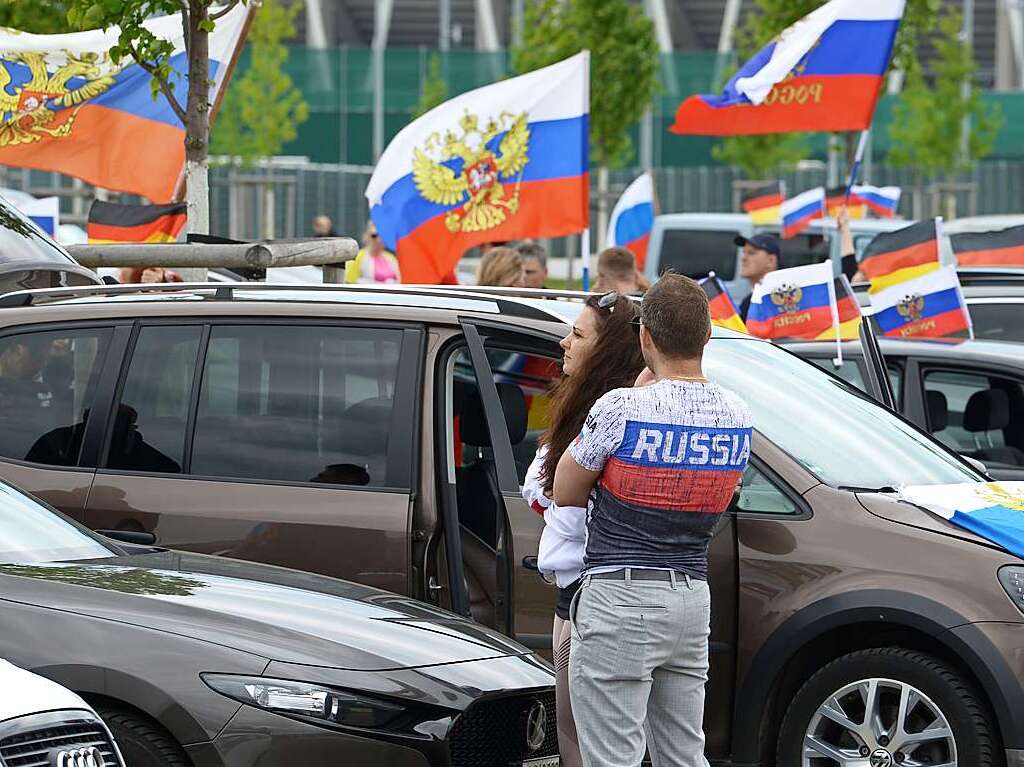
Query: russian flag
[[671, 0, 904, 136], [951, 225, 1024, 268], [781, 187, 825, 239], [899, 482, 1024, 559], [366, 52, 589, 285], [746, 261, 837, 339], [606, 172, 655, 268], [870, 265, 971, 339], [800, 275, 862, 340], [852, 184, 901, 217], [0, 6, 248, 203], [17, 196, 59, 238]]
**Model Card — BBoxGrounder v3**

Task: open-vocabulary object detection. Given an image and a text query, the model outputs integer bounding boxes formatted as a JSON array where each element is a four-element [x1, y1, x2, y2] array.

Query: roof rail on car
[[0, 281, 573, 323]]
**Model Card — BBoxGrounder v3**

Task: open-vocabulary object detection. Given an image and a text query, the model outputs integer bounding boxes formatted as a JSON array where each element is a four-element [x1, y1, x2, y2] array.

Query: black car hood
[[0, 551, 528, 670]]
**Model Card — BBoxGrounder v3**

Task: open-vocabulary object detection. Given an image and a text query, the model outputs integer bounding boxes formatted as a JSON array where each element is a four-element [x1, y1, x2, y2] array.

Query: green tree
[[887, 9, 1001, 174], [713, 0, 947, 180], [0, 0, 73, 33], [411, 54, 448, 120], [64, 0, 252, 245], [512, 0, 658, 246], [210, 0, 309, 164]]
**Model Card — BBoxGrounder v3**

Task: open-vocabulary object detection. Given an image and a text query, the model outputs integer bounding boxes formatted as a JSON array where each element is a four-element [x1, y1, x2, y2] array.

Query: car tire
[[95, 704, 191, 767], [777, 647, 997, 767]]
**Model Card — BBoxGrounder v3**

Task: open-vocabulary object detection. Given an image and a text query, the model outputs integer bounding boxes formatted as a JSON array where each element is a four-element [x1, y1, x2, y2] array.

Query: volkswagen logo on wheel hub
[[869, 749, 893, 767], [525, 700, 547, 752], [52, 746, 103, 767]]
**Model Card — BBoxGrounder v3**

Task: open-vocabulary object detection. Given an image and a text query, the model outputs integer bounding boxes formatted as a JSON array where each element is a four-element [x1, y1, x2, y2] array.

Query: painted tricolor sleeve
[[569, 390, 628, 472]]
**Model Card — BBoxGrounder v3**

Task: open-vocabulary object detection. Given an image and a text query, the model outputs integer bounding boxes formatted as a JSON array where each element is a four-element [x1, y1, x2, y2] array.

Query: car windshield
[[0, 482, 114, 563], [705, 338, 981, 488], [0, 198, 79, 266], [969, 302, 1024, 343]]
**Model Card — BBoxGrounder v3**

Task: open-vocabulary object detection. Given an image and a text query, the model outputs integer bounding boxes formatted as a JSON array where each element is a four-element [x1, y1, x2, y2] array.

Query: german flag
[[741, 182, 783, 225], [860, 219, 940, 291], [87, 201, 187, 244], [951, 225, 1024, 268], [825, 186, 866, 219], [701, 275, 747, 334]]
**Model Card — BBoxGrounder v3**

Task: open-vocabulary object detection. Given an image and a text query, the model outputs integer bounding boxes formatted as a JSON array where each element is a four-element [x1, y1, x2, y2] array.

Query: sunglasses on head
[[598, 291, 643, 331]]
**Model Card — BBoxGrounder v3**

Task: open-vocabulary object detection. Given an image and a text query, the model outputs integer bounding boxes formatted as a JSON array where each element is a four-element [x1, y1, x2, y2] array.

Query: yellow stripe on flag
[[748, 207, 780, 226], [815, 316, 862, 340], [868, 261, 942, 294], [713, 315, 749, 334]]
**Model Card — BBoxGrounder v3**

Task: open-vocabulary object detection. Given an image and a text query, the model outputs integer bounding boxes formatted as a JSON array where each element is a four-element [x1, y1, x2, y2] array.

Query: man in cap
[[734, 233, 780, 321]]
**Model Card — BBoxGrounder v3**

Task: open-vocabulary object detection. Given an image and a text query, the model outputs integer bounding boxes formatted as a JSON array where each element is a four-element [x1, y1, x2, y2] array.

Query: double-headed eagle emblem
[[770, 283, 803, 313], [0, 51, 116, 146], [978, 483, 1024, 512], [896, 292, 925, 323], [413, 110, 530, 233]]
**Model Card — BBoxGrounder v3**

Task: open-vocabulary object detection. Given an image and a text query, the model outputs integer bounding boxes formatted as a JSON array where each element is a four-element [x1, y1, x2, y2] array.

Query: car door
[[84, 320, 423, 595], [906, 358, 1024, 480], [0, 323, 127, 521]]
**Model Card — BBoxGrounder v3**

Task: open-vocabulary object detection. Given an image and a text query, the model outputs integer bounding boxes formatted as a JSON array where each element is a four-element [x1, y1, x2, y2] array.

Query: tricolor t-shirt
[[569, 379, 752, 581]]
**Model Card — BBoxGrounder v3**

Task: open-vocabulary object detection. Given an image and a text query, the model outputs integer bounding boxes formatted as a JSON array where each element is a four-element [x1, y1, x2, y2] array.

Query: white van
[[0, 659, 124, 766], [643, 213, 909, 301]]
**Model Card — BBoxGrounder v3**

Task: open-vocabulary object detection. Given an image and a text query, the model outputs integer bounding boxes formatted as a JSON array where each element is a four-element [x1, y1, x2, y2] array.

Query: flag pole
[[844, 128, 871, 203], [829, 269, 843, 367], [581, 228, 591, 291]]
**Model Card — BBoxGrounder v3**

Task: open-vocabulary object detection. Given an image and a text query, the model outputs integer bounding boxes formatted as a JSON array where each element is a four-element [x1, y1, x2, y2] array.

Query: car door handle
[[97, 529, 157, 546], [522, 556, 539, 571]]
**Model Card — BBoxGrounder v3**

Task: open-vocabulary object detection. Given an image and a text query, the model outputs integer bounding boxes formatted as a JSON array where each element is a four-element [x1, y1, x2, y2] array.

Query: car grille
[[0, 717, 120, 767], [448, 690, 558, 766]]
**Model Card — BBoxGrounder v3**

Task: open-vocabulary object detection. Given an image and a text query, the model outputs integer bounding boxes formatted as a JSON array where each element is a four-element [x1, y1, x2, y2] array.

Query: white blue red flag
[[869, 265, 971, 339], [746, 261, 838, 339], [366, 52, 589, 284], [852, 184, 901, 217], [18, 196, 59, 238], [781, 187, 825, 239], [670, 0, 904, 135], [900, 482, 1024, 559], [0, 6, 249, 202], [606, 171, 654, 268]]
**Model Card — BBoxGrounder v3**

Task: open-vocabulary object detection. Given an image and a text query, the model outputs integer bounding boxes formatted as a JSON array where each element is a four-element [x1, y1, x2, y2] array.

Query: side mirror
[[961, 455, 989, 476], [97, 528, 157, 546]]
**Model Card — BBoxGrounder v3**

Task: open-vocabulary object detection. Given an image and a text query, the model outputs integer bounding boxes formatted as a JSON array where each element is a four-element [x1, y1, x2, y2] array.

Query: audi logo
[[51, 746, 104, 767]]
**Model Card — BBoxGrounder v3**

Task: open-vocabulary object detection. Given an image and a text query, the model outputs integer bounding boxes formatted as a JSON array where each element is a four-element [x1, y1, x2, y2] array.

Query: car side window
[[0, 328, 111, 467], [736, 464, 799, 515], [807, 357, 869, 392], [108, 326, 202, 474], [656, 230, 739, 280], [190, 324, 404, 487], [923, 369, 1024, 467]]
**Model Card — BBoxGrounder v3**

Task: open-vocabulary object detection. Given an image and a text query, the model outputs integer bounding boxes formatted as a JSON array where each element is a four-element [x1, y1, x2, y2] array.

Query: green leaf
[[198, 18, 215, 33], [102, 0, 123, 14], [84, 3, 106, 26]]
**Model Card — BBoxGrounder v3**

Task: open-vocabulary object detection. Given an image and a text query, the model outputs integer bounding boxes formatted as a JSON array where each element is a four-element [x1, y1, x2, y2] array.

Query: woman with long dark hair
[[522, 292, 645, 767]]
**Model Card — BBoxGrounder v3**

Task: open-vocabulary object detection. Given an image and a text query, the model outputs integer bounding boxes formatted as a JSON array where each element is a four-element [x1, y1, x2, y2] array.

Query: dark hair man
[[553, 274, 752, 767], [516, 241, 548, 289], [734, 233, 780, 320]]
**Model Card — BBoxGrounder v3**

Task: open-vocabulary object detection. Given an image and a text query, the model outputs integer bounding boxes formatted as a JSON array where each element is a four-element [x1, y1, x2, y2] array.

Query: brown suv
[[1, 281, 1023, 767]]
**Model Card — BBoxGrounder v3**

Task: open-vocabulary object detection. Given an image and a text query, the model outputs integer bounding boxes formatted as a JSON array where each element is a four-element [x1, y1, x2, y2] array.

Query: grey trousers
[[569, 571, 712, 767]]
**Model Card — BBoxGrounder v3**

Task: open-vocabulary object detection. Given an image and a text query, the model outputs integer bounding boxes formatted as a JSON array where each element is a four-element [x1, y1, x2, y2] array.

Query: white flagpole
[[845, 129, 871, 201], [581, 228, 591, 291], [829, 270, 843, 366]]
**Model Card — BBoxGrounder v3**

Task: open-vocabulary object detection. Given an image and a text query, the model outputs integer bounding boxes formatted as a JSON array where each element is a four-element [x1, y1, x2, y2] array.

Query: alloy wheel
[[802, 677, 957, 766]]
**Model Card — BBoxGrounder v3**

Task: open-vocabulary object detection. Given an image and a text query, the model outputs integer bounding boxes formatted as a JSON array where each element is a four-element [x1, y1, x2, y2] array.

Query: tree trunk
[[182, 1, 211, 281]]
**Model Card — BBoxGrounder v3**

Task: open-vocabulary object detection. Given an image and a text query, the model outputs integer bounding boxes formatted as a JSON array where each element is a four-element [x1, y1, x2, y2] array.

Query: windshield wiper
[[837, 485, 898, 494]]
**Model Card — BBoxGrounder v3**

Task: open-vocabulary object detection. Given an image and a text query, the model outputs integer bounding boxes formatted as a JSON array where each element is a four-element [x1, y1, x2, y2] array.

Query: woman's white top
[[522, 446, 588, 588]]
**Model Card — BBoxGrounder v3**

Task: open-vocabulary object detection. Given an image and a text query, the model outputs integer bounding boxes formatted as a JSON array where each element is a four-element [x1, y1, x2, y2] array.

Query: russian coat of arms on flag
[[367, 52, 589, 284]]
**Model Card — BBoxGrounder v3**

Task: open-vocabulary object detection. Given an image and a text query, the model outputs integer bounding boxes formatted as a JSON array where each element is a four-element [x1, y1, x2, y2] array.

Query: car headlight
[[998, 566, 1024, 614], [201, 674, 406, 729]]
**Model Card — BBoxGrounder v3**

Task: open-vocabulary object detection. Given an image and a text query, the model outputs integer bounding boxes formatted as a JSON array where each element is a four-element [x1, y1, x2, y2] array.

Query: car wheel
[[777, 648, 997, 767], [95, 704, 191, 767]]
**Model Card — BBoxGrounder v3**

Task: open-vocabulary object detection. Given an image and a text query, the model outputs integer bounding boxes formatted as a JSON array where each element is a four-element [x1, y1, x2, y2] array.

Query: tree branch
[[209, 0, 242, 21], [181, 8, 190, 57], [129, 44, 189, 125]]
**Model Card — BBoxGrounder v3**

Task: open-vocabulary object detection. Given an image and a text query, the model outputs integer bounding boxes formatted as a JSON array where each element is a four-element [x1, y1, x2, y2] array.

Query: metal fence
[[4, 159, 1024, 259]]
